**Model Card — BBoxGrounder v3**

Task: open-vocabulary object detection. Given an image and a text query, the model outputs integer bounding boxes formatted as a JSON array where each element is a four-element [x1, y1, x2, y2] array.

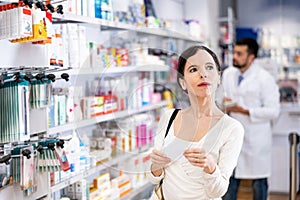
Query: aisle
[[237, 180, 290, 200]]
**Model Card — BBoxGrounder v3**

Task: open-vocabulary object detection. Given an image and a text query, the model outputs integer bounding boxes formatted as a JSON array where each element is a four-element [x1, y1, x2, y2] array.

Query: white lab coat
[[221, 62, 280, 179]]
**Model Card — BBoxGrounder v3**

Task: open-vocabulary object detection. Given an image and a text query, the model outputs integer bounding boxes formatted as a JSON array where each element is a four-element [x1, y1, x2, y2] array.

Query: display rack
[[218, 7, 235, 69], [66, 64, 170, 76], [121, 181, 153, 200], [48, 100, 168, 136], [52, 13, 202, 43], [0, 2, 202, 199], [0, 0, 18, 5], [50, 144, 152, 193]]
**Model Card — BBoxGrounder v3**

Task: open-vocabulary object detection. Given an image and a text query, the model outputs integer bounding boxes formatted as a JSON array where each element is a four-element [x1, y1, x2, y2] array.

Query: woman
[[147, 45, 244, 200]]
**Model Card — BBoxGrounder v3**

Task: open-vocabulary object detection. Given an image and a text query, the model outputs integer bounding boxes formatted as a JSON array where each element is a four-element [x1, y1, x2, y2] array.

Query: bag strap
[[164, 109, 180, 138], [158, 109, 180, 188]]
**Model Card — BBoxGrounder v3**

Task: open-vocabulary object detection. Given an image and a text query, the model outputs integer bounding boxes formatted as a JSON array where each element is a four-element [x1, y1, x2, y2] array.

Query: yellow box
[[93, 173, 110, 190]]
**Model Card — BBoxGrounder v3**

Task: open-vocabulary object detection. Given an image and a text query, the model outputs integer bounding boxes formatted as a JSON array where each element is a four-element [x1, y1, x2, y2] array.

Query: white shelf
[[52, 13, 202, 42], [0, 0, 18, 5], [280, 104, 300, 112], [67, 64, 170, 75], [121, 181, 153, 200], [48, 101, 168, 135], [283, 63, 300, 69], [50, 146, 150, 193]]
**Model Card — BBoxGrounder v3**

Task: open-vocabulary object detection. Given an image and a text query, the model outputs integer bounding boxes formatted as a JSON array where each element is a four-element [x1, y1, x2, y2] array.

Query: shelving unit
[[121, 181, 153, 200], [52, 13, 203, 43], [0, 0, 17, 5], [0, 1, 204, 199], [66, 64, 170, 76], [48, 100, 168, 136], [50, 144, 152, 193], [283, 63, 300, 71], [218, 7, 235, 69]]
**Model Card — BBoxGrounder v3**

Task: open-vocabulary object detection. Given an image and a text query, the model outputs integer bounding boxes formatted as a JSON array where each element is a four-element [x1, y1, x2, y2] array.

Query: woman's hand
[[184, 148, 216, 174], [150, 149, 171, 176]]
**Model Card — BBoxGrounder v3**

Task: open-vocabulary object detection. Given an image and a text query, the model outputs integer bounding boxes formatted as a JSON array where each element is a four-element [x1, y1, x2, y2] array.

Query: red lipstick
[[198, 82, 210, 87]]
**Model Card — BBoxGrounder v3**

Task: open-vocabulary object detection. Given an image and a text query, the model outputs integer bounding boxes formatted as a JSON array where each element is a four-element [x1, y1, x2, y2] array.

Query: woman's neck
[[188, 96, 220, 118]]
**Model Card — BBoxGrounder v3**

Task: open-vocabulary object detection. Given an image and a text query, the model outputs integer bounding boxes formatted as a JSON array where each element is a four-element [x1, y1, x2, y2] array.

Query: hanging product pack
[[149, 109, 180, 200]]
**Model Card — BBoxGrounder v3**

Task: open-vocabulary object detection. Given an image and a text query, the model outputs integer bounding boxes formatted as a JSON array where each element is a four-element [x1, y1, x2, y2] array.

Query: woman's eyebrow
[[187, 64, 197, 69], [187, 62, 215, 70], [205, 62, 214, 65]]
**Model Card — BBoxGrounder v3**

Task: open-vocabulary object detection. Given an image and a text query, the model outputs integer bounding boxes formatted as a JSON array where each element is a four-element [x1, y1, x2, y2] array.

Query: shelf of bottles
[[66, 64, 170, 76], [50, 144, 152, 193], [0, 0, 17, 5], [48, 100, 168, 136], [52, 13, 202, 43], [218, 7, 235, 69]]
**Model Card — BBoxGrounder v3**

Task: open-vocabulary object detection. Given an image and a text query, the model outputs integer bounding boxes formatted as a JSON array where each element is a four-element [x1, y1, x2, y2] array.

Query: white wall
[[184, 0, 219, 50], [152, 0, 184, 20], [0, 40, 49, 67], [237, 0, 300, 36], [152, 0, 219, 50]]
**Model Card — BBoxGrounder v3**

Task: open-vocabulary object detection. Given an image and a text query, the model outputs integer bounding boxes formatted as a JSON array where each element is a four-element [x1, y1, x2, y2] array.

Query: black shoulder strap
[[159, 109, 180, 187], [164, 109, 180, 138]]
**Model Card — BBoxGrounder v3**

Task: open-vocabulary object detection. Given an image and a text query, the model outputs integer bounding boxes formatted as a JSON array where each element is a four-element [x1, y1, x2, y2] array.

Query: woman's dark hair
[[176, 45, 221, 90]]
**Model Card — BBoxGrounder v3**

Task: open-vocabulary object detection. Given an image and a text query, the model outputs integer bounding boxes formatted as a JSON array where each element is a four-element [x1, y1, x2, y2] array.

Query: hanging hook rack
[[24, 72, 34, 83], [22, 148, 32, 159], [22, 0, 34, 8], [21, 0, 64, 14], [0, 154, 11, 165], [0, 66, 71, 74], [0, 136, 69, 163], [0, 71, 70, 86], [0, 72, 7, 85]]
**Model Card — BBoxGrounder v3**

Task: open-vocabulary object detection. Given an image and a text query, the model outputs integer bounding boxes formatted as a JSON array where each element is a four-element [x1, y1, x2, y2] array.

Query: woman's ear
[[179, 78, 187, 90]]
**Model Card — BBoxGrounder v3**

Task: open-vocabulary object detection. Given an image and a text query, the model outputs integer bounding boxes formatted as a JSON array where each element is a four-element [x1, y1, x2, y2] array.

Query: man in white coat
[[221, 38, 280, 200]]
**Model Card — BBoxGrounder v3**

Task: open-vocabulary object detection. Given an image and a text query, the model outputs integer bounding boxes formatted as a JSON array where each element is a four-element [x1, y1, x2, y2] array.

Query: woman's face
[[181, 50, 220, 98]]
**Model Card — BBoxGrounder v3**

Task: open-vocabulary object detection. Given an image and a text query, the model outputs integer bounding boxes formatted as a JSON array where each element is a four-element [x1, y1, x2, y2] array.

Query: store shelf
[[67, 64, 170, 75], [52, 13, 201, 42], [0, 0, 17, 5], [121, 181, 153, 200], [280, 103, 300, 112], [48, 100, 168, 136], [283, 63, 300, 71], [50, 146, 151, 193]]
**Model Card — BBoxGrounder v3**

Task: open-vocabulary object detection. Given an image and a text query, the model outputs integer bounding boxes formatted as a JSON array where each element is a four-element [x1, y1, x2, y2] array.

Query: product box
[[93, 172, 110, 190], [89, 187, 100, 200], [100, 188, 120, 200], [32, 8, 47, 42], [67, 23, 80, 68], [111, 174, 131, 198], [78, 25, 90, 68], [64, 183, 76, 199], [74, 179, 88, 200], [81, 96, 104, 119], [18, 7, 32, 39]]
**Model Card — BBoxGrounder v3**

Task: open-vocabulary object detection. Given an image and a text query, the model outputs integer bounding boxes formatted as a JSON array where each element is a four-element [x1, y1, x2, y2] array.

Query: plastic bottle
[[79, 139, 89, 170], [66, 129, 80, 174]]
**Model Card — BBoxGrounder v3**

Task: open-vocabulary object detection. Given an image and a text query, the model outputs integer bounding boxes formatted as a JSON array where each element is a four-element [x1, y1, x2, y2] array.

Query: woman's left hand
[[184, 148, 216, 174]]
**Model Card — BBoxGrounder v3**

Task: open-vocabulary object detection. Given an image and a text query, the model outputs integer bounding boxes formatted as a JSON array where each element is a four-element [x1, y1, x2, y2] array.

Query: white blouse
[[147, 108, 244, 200]]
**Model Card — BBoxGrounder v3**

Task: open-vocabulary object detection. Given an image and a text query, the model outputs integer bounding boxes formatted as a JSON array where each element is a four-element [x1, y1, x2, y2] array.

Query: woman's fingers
[[184, 148, 206, 158], [184, 148, 207, 167], [184, 147, 205, 154], [150, 149, 171, 164]]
